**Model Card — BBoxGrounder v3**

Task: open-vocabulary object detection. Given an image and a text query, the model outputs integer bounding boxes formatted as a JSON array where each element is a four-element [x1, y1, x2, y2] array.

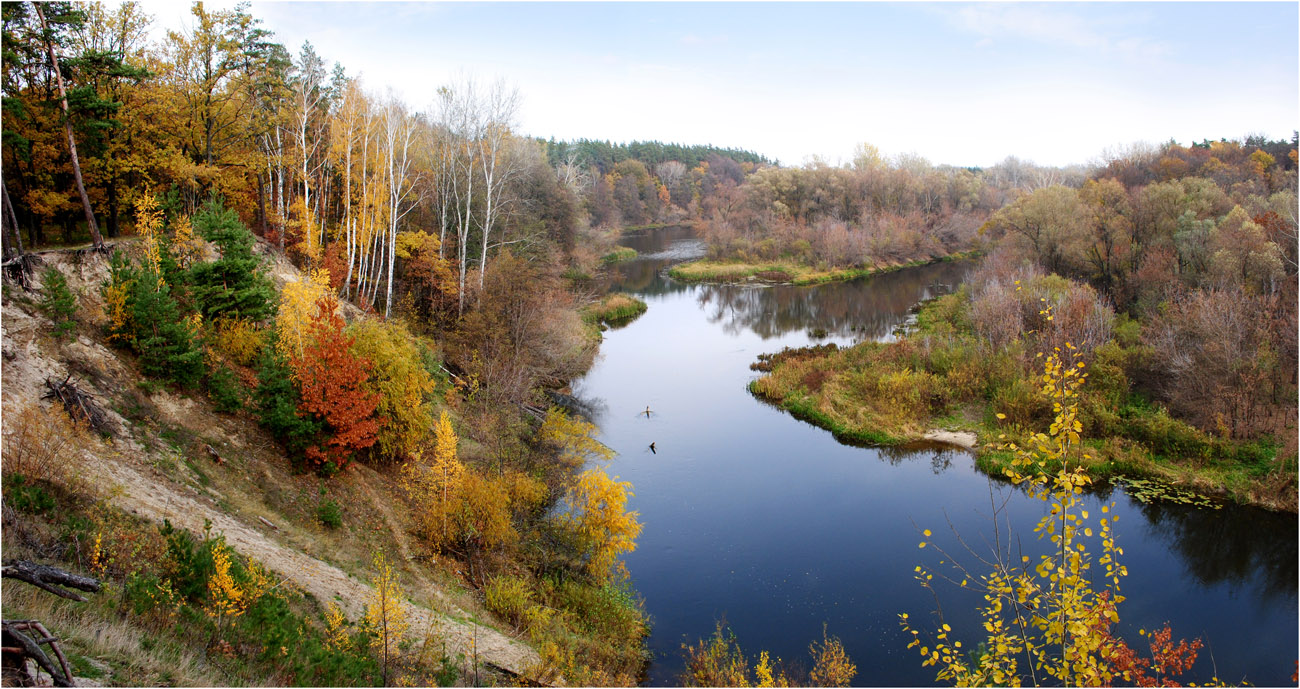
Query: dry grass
[[1, 585, 217, 687], [2, 403, 96, 495]]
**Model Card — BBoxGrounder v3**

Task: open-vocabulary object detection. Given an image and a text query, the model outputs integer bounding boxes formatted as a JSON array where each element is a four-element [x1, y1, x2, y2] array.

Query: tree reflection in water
[[1137, 499, 1298, 605], [694, 261, 973, 341]]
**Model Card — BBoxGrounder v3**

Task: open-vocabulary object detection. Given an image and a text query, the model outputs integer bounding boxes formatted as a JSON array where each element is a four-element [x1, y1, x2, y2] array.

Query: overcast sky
[[139, 1, 1299, 168]]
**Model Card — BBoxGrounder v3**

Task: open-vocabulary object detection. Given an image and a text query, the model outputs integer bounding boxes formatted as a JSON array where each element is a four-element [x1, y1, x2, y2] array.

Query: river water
[[571, 226, 1297, 687]]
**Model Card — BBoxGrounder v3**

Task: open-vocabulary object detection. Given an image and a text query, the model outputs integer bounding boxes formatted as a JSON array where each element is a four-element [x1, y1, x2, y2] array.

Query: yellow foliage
[[809, 627, 857, 687], [104, 278, 134, 343], [566, 466, 642, 583], [170, 214, 204, 268], [2, 403, 93, 494], [324, 602, 351, 652], [348, 320, 435, 458], [394, 230, 435, 259], [134, 191, 165, 287], [402, 411, 465, 549], [206, 543, 246, 621], [542, 407, 614, 470], [902, 319, 1128, 687], [364, 550, 409, 682], [211, 318, 265, 367], [275, 268, 332, 362]]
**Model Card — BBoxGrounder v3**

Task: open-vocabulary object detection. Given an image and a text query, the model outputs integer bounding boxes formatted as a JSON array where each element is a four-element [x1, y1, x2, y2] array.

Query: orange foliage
[[293, 296, 382, 470]]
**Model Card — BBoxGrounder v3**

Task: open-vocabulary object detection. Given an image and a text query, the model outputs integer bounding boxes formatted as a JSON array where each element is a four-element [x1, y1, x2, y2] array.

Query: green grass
[[582, 293, 648, 328], [599, 247, 638, 265], [669, 251, 982, 286]]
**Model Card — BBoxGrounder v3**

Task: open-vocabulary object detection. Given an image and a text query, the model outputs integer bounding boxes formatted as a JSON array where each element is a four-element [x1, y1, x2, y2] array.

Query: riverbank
[[748, 288, 1297, 512], [668, 251, 979, 286]]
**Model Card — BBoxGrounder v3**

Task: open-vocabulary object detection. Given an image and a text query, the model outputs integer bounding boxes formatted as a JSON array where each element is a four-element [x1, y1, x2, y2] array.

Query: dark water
[[575, 227, 1298, 687]]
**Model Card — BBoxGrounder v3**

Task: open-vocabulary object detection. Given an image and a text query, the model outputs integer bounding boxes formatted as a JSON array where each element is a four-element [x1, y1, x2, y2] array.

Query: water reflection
[[1138, 499, 1298, 604], [694, 262, 970, 341]]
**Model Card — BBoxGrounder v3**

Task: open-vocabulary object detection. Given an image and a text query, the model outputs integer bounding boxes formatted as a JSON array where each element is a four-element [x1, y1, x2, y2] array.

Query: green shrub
[[207, 364, 246, 413], [317, 499, 342, 529], [254, 339, 322, 461], [485, 575, 541, 630], [41, 267, 77, 339], [2, 474, 56, 514]]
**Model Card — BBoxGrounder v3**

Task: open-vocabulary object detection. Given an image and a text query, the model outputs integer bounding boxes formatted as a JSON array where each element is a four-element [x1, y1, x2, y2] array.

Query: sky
[[139, 1, 1299, 168]]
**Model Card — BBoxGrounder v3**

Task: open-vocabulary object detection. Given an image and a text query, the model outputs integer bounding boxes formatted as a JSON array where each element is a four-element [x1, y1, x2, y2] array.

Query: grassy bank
[[600, 247, 638, 265], [582, 293, 648, 329], [669, 251, 980, 286], [749, 282, 1296, 512]]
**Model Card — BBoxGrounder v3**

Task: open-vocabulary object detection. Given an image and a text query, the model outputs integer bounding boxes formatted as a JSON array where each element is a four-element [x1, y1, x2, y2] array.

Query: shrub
[[207, 364, 246, 413], [41, 267, 78, 339], [484, 575, 541, 631], [317, 499, 342, 529], [210, 318, 265, 367], [2, 404, 92, 493], [347, 319, 435, 460], [255, 340, 323, 462]]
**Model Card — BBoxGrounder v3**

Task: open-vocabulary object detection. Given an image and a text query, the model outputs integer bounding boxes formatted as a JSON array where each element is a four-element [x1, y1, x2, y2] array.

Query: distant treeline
[[542, 138, 771, 176]]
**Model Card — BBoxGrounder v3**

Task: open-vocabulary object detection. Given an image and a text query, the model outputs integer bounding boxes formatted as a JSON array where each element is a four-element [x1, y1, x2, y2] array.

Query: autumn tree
[[901, 339, 1138, 686], [565, 466, 641, 583], [293, 295, 381, 471], [274, 267, 331, 360], [33, 1, 103, 249], [982, 185, 1088, 276], [348, 318, 435, 459], [364, 550, 409, 687], [401, 410, 464, 548]]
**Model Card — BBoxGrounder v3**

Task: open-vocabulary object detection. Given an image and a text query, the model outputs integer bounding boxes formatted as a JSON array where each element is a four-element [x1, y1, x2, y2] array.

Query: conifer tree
[[188, 200, 276, 321], [255, 337, 322, 461]]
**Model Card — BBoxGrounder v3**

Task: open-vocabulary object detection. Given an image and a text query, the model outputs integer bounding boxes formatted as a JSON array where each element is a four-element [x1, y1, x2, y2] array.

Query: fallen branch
[[2, 621, 72, 687], [1, 560, 101, 602]]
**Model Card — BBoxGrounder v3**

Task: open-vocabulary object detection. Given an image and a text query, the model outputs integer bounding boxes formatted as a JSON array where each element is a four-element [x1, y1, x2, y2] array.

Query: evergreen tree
[[188, 200, 276, 321], [255, 337, 322, 462]]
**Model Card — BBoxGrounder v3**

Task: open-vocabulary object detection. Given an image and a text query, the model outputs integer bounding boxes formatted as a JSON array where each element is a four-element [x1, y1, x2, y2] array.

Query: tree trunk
[[105, 179, 119, 238], [2, 180, 25, 260], [35, 3, 103, 250]]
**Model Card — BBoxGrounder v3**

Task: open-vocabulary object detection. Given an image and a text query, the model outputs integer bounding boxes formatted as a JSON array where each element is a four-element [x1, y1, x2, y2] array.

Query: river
[[571, 226, 1297, 687]]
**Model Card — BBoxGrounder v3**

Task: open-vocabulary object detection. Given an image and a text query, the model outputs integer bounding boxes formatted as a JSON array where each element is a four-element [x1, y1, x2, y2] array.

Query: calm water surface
[[573, 226, 1297, 687]]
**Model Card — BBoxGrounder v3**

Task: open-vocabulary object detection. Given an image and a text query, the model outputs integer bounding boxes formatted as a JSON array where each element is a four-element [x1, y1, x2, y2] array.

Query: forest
[[1, 0, 1296, 687]]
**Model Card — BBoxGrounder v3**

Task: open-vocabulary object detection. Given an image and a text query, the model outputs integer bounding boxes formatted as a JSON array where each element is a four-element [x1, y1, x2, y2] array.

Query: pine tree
[[188, 200, 276, 321], [255, 337, 322, 461]]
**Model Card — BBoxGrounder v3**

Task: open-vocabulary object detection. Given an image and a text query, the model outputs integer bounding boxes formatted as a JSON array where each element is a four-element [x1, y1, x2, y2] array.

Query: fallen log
[[1, 560, 101, 602]]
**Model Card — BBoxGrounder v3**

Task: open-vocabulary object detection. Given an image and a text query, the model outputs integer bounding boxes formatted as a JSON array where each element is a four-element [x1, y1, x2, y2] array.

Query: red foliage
[[321, 243, 348, 290], [293, 296, 382, 470], [1092, 595, 1205, 687]]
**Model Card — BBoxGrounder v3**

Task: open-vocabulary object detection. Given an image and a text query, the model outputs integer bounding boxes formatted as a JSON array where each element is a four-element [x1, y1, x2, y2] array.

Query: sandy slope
[[1, 251, 542, 679]]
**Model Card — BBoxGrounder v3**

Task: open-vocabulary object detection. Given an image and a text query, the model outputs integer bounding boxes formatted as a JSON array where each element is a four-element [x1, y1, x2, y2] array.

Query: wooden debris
[[41, 375, 110, 435], [257, 516, 279, 531], [1, 562, 100, 687], [1, 561, 100, 603], [205, 444, 223, 465]]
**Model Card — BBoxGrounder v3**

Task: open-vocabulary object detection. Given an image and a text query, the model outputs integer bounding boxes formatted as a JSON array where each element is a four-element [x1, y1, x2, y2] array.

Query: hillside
[[0, 237, 624, 686]]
